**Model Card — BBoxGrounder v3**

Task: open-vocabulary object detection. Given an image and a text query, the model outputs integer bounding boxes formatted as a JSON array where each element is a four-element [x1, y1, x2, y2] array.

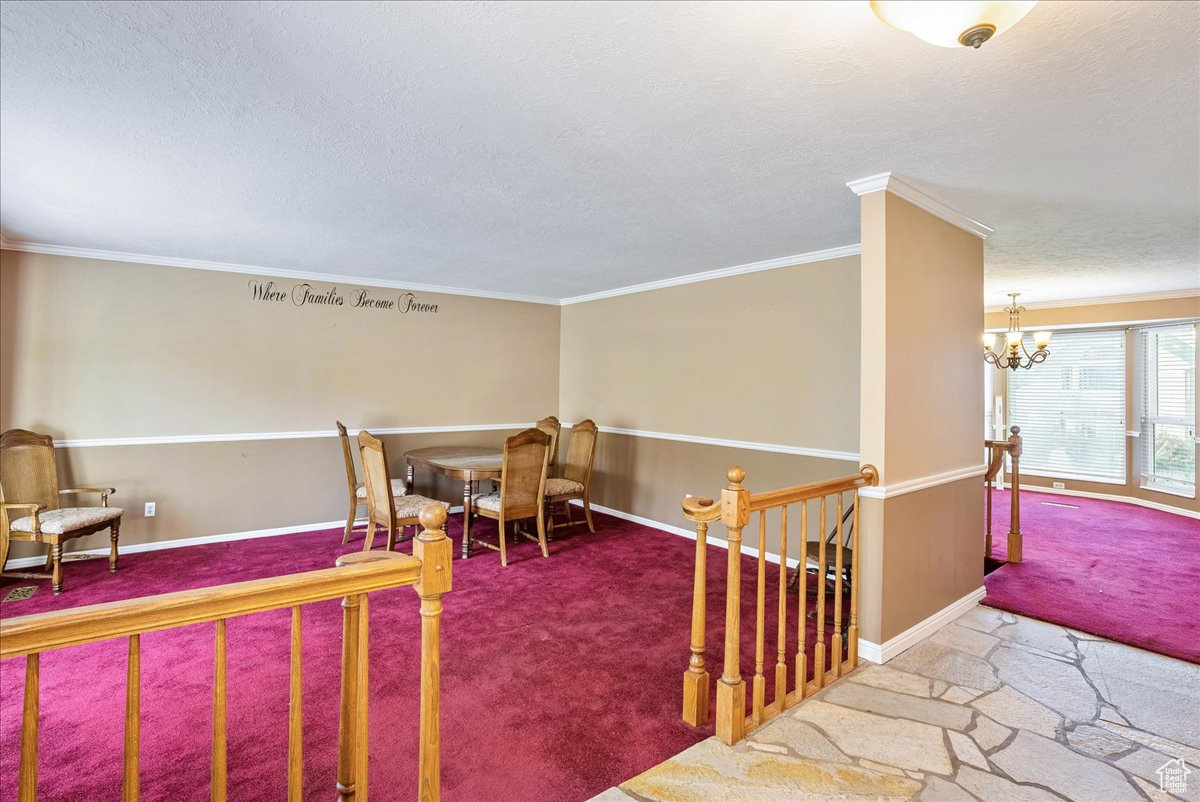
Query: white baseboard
[[3, 518, 346, 570], [1000, 483, 1199, 520], [856, 587, 987, 664], [580, 500, 802, 568]]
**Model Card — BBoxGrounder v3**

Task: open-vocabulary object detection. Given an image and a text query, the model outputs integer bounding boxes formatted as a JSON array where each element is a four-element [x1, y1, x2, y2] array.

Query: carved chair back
[[0, 429, 61, 514], [358, 430, 397, 532], [535, 416, 561, 468], [499, 429, 550, 521], [562, 420, 598, 487], [337, 421, 359, 495]]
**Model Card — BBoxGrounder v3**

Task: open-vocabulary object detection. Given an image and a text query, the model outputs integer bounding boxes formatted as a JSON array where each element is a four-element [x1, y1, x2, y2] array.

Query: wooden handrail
[[747, 465, 877, 512], [681, 465, 878, 745], [0, 556, 422, 658], [6, 503, 451, 802]]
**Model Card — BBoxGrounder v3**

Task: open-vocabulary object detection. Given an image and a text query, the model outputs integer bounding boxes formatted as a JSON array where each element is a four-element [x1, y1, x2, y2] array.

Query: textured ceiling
[[1, 1, 1196, 305]]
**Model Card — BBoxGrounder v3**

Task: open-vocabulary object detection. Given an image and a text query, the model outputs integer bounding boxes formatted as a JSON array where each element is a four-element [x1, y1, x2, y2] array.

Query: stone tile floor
[[592, 606, 1200, 801]]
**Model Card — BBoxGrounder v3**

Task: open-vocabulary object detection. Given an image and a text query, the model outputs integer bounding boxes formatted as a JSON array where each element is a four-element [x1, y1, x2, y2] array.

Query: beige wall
[[558, 255, 862, 553], [986, 302, 1199, 515], [560, 256, 861, 454], [859, 192, 985, 644], [1, 250, 560, 437], [0, 250, 561, 557]]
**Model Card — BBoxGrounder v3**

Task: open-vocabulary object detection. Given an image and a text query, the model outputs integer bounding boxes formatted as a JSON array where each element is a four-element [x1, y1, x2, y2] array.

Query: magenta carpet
[[983, 489, 1200, 664], [0, 513, 837, 802]]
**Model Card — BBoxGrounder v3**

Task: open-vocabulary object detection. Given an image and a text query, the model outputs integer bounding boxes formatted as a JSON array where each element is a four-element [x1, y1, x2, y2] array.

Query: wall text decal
[[248, 280, 439, 314]]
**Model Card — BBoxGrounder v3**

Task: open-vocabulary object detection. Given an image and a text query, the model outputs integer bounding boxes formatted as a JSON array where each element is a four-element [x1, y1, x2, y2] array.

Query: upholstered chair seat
[[356, 479, 407, 499], [543, 478, 583, 497], [471, 491, 502, 513], [11, 506, 124, 535], [392, 494, 448, 519]]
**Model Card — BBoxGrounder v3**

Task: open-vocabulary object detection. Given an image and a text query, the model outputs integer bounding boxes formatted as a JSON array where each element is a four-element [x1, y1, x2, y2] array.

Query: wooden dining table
[[405, 446, 502, 559]]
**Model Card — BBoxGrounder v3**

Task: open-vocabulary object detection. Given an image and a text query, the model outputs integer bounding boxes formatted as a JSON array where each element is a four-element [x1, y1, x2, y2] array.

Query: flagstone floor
[[592, 606, 1199, 801]]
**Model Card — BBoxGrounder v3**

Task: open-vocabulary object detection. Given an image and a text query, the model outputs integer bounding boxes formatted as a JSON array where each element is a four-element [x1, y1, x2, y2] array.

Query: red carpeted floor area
[[983, 489, 1200, 664], [0, 512, 837, 802]]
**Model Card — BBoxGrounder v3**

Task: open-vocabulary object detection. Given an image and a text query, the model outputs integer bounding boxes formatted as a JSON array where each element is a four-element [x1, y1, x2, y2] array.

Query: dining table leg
[[461, 479, 472, 559]]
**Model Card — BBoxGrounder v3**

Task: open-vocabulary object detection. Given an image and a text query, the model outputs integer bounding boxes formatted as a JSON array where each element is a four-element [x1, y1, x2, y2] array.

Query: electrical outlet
[[1052, 482, 1065, 490], [144, 502, 156, 517]]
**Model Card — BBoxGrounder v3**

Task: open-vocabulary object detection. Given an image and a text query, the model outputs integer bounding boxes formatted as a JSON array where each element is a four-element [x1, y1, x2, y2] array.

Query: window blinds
[[1139, 324, 1196, 496], [1008, 329, 1126, 483]]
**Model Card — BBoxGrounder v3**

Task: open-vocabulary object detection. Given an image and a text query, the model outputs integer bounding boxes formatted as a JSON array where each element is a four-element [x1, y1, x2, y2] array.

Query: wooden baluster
[[774, 505, 788, 710], [354, 595, 370, 802], [337, 593, 361, 801], [124, 634, 141, 802], [752, 511, 767, 724], [414, 503, 453, 802], [18, 653, 38, 802], [682, 519, 710, 727], [795, 501, 808, 700], [715, 467, 749, 746], [211, 620, 227, 802], [831, 493, 845, 680], [848, 489, 861, 667], [985, 443, 994, 558], [1008, 426, 1023, 563], [813, 497, 827, 689], [288, 606, 303, 802]]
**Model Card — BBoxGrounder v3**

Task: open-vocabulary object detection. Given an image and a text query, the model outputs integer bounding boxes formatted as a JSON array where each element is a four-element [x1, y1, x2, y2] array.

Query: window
[[1008, 329, 1126, 483], [1138, 324, 1196, 497]]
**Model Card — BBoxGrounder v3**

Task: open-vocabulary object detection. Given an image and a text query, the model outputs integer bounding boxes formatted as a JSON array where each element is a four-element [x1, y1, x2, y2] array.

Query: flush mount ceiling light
[[870, 1, 1038, 48]]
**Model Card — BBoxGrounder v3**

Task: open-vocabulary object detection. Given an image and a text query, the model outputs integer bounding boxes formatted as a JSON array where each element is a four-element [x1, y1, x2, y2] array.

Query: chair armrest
[[60, 487, 117, 506], [1, 502, 45, 532]]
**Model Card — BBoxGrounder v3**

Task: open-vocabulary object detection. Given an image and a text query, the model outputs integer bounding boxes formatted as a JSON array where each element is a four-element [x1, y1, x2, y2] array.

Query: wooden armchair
[[0, 428, 124, 594], [358, 430, 448, 553], [545, 419, 598, 534], [337, 422, 409, 544], [535, 416, 561, 470], [470, 428, 550, 566]]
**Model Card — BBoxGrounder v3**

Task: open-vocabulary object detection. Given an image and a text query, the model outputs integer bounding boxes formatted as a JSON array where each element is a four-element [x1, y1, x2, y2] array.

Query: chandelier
[[984, 293, 1051, 370]]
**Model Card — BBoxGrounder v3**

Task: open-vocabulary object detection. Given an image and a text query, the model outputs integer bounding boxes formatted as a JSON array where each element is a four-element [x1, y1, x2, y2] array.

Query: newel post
[[1007, 426, 1023, 563], [715, 467, 750, 745], [413, 504, 452, 802]]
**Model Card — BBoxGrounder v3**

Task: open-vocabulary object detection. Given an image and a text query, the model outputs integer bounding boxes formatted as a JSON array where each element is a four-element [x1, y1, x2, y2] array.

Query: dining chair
[[535, 415, 561, 469], [358, 430, 448, 553], [789, 497, 855, 594], [337, 421, 409, 544], [1, 428, 124, 594], [545, 419, 598, 534], [469, 428, 550, 566]]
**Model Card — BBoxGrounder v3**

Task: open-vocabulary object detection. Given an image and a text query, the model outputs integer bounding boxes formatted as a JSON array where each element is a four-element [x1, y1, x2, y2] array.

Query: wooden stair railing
[[984, 425, 1023, 563], [1, 504, 453, 802], [681, 465, 878, 745]]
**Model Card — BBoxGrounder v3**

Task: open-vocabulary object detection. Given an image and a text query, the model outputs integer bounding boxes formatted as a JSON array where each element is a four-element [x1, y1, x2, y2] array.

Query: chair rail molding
[[50, 423, 531, 449], [846, 172, 993, 239], [560, 423, 860, 463], [857, 464, 988, 499]]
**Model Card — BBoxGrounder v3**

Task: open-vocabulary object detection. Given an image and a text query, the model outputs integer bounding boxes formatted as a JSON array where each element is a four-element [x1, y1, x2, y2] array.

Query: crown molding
[[846, 172, 993, 240], [984, 288, 1200, 313], [558, 244, 862, 306], [0, 239, 561, 306]]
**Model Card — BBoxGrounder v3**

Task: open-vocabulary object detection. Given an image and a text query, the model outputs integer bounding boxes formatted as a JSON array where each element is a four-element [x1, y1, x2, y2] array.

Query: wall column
[[850, 174, 987, 654]]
